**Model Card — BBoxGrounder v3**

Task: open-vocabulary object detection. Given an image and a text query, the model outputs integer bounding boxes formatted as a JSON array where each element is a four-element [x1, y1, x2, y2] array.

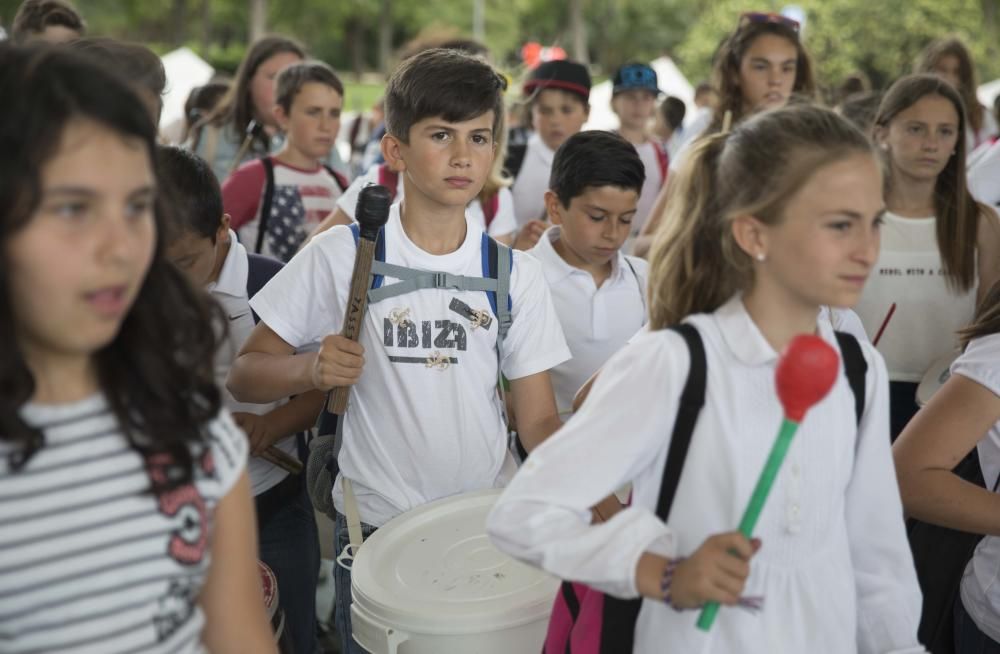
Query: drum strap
[[342, 477, 365, 555]]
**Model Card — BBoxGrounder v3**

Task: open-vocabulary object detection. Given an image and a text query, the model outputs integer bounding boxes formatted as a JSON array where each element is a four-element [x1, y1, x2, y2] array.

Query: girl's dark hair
[[709, 19, 816, 132], [915, 37, 983, 135], [0, 43, 222, 492], [875, 74, 983, 293], [647, 104, 874, 328], [193, 35, 306, 150]]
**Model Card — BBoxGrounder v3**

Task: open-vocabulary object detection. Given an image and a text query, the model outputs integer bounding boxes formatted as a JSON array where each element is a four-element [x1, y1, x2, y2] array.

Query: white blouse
[[487, 296, 924, 654]]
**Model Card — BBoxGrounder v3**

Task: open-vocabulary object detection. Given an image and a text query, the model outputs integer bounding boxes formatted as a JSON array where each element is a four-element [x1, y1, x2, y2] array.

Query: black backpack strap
[[245, 253, 284, 324], [323, 163, 350, 192], [598, 322, 707, 653], [834, 331, 867, 427], [254, 157, 276, 254], [503, 143, 528, 181]]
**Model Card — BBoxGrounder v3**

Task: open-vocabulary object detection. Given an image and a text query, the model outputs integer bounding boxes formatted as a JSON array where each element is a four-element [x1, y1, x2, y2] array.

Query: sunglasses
[[738, 11, 800, 33]]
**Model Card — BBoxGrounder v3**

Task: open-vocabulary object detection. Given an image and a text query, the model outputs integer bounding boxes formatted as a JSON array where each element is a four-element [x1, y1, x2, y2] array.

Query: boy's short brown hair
[[384, 48, 507, 144], [11, 0, 85, 42], [274, 60, 344, 113]]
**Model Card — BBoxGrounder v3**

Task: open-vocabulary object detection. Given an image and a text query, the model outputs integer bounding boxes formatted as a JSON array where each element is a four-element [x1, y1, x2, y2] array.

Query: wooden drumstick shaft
[[327, 235, 378, 414], [261, 446, 303, 474]]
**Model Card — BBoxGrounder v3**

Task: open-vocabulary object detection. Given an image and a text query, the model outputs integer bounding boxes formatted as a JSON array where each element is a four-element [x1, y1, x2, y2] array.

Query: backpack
[[544, 329, 867, 654], [908, 452, 1000, 653], [306, 223, 515, 520], [255, 156, 350, 255], [376, 164, 501, 229]]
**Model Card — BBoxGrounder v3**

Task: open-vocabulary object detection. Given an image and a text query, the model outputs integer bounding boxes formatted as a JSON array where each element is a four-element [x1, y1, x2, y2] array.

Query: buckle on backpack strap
[[432, 272, 460, 289]]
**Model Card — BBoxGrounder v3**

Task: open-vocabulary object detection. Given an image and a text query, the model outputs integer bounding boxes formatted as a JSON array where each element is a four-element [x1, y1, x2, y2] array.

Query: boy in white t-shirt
[[227, 48, 570, 654], [531, 130, 648, 417], [222, 60, 349, 262], [611, 62, 669, 240], [156, 146, 325, 654]]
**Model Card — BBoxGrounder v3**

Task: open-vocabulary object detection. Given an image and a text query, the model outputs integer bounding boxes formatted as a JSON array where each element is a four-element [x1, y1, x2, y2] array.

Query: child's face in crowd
[[166, 222, 228, 288], [32, 25, 81, 44], [747, 153, 883, 311], [612, 89, 657, 132], [878, 94, 960, 182], [251, 52, 303, 127], [546, 185, 638, 270], [932, 55, 962, 91], [738, 34, 798, 114], [531, 89, 589, 151], [276, 82, 343, 161], [6, 119, 156, 365], [390, 111, 496, 209]]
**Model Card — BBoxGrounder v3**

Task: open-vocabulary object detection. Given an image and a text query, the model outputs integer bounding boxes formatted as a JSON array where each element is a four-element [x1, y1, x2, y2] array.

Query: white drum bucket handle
[[352, 605, 410, 654]]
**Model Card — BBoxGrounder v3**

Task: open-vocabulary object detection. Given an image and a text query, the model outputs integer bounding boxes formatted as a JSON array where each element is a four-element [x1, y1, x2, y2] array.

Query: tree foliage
[[2, 0, 998, 92]]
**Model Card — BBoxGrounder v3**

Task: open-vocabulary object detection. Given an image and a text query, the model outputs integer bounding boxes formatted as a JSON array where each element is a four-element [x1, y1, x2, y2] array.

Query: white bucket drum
[[350, 489, 559, 654], [917, 350, 961, 407]]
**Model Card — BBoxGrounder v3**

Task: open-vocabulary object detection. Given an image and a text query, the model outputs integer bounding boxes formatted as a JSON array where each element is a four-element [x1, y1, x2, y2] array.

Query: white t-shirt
[[511, 133, 556, 227], [336, 163, 517, 238], [250, 205, 571, 526], [208, 233, 297, 496], [853, 211, 976, 381], [488, 295, 923, 654], [954, 333, 1000, 642], [969, 140, 1000, 208], [632, 141, 667, 240], [531, 226, 647, 415], [0, 397, 247, 654]]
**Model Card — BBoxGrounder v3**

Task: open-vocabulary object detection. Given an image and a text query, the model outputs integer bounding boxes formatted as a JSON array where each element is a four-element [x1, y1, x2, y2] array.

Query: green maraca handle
[[696, 417, 800, 631]]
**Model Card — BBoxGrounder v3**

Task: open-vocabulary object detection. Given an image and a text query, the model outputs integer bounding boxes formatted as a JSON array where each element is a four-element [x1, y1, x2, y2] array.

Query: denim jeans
[[258, 475, 321, 654], [955, 594, 1000, 654], [333, 512, 378, 654]]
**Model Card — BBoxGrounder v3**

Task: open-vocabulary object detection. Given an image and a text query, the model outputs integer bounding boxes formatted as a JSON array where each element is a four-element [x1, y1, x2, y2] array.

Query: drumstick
[[872, 302, 896, 347], [261, 446, 303, 475], [327, 185, 393, 414], [697, 334, 839, 631], [228, 119, 262, 176]]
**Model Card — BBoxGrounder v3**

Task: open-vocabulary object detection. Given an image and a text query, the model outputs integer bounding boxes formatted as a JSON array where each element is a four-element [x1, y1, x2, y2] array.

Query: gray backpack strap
[[367, 261, 499, 304], [495, 243, 513, 341]]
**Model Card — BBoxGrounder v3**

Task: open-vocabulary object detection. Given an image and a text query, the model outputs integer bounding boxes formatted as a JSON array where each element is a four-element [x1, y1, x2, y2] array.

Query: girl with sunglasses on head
[[634, 11, 816, 257], [854, 74, 1000, 440], [488, 104, 923, 654], [0, 43, 276, 654]]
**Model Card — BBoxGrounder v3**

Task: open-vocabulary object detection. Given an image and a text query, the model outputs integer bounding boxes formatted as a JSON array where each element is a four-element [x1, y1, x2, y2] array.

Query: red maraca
[[697, 334, 840, 630]]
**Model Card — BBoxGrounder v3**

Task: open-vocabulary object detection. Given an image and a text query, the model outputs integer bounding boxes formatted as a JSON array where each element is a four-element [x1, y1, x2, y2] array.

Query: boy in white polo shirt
[[227, 48, 570, 654], [531, 130, 648, 417], [156, 146, 325, 654]]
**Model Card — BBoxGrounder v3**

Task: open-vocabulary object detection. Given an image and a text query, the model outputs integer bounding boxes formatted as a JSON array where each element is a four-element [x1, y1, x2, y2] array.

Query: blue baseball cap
[[612, 62, 662, 96]]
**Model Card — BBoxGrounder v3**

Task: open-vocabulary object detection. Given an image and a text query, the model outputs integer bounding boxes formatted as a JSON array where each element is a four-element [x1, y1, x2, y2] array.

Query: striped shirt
[[0, 395, 248, 654]]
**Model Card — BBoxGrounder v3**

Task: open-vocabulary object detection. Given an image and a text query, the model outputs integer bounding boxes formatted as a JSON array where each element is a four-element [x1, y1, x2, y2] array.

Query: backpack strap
[[349, 223, 386, 289], [254, 157, 276, 254], [377, 164, 399, 202], [323, 164, 350, 192], [652, 140, 669, 186], [622, 256, 647, 322], [481, 192, 500, 229], [504, 143, 528, 181], [834, 331, 867, 427], [483, 233, 513, 340], [599, 322, 707, 653], [245, 253, 285, 324]]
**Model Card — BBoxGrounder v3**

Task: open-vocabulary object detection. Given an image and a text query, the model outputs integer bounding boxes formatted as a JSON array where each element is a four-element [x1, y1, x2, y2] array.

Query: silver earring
[[756, 252, 766, 262]]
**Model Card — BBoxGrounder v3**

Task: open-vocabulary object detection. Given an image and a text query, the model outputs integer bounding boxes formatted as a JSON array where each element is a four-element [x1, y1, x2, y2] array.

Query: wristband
[[660, 556, 686, 611]]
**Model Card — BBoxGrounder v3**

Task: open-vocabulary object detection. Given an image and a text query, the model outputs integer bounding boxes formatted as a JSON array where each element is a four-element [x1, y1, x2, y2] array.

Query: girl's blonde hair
[[647, 104, 875, 329]]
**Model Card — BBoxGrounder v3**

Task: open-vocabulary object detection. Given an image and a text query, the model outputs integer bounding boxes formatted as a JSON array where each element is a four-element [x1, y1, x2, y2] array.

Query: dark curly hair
[[0, 43, 223, 493]]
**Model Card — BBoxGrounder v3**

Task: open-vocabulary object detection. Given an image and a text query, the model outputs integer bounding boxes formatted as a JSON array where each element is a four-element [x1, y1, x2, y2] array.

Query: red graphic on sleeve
[[145, 452, 210, 566]]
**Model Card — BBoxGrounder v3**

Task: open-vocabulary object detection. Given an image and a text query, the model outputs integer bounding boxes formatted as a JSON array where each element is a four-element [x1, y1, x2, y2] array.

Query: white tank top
[[854, 211, 976, 382]]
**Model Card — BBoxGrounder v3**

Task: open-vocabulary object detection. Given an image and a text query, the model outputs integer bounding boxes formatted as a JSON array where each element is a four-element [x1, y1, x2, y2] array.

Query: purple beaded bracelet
[[660, 556, 686, 610]]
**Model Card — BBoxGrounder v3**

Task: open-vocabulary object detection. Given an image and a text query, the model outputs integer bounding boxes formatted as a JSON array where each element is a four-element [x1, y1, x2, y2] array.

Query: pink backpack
[[543, 323, 706, 653]]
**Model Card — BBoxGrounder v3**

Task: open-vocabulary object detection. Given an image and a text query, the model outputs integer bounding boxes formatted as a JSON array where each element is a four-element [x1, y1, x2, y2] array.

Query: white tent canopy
[[583, 56, 695, 132], [159, 47, 215, 142]]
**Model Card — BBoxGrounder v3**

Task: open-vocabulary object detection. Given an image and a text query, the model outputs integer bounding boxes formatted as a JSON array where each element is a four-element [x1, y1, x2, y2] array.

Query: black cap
[[523, 60, 591, 102]]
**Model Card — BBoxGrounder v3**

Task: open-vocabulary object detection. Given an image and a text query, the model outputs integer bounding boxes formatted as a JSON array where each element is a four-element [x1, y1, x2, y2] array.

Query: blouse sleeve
[[487, 329, 687, 598], [845, 345, 924, 653]]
